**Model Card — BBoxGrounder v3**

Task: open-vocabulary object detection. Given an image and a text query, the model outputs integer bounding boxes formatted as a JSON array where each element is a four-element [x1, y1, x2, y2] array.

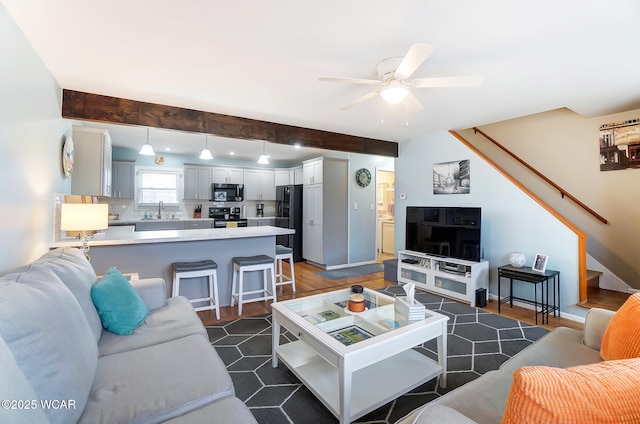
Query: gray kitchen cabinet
[[71, 126, 113, 197], [135, 221, 185, 231], [212, 166, 244, 184], [184, 165, 212, 200], [244, 169, 276, 201], [302, 157, 348, 266], [184, 221, 205, 229], [111, 160, 135, 199]]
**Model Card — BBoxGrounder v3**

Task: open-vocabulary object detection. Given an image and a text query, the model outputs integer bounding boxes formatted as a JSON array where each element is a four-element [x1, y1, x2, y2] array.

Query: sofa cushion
[[91, 267, 149, 335], [79, 334, 234, 424], [98, 295, 207, 356], [0, 335, 48, 424], [31, 247, 103, 343], [600, 292, 640, 360], [0, 265, 97, 424], [501, 358, 640, 424]]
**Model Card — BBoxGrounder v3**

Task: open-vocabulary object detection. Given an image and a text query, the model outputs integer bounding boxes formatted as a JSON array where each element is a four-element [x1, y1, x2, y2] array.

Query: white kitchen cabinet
[[71, 126, 113, 197], [275, 169, 290, 187], [111, 160, 135, 199], [184, 165, 212, 200], [212, 166, 244, 184], [244, 169, 276, 201], [293, 166, 304, 185], [302, 159, 323, 185], [302, 157, 348, 266]]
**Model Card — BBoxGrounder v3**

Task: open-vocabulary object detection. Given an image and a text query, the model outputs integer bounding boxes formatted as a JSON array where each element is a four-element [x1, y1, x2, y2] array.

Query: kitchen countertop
[[50, 225, 294, 248], [109, 216, 276, 225]]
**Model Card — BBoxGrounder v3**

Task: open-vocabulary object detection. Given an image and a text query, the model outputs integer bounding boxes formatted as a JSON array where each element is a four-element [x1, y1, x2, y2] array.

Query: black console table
[[497, 265, 560, 324]]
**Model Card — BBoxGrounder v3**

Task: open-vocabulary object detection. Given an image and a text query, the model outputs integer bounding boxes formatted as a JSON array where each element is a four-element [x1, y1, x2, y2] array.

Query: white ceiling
[[3, 0, 640, 161]]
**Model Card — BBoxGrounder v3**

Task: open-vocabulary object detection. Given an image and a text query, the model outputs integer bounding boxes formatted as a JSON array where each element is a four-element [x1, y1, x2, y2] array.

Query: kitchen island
[[50, 226, 295, 307]]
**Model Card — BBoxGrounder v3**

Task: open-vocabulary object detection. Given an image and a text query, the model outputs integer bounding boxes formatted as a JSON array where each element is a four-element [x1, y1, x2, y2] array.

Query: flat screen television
[[405, 206, 482, 262]]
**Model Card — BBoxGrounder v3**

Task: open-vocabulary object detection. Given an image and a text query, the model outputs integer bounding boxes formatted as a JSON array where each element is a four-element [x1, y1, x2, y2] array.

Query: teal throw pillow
[[91, 267, 149, 335]]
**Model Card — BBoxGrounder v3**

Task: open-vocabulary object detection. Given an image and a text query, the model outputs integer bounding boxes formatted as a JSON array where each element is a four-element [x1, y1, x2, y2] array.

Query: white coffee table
[[271, 288, 448, 424]]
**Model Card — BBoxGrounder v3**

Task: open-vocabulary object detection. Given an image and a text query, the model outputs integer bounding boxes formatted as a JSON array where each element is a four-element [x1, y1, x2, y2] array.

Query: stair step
[[586, 269, 603, 288]]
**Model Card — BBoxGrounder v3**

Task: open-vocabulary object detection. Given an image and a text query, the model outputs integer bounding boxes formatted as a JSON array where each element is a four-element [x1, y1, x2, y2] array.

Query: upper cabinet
[[71, 126, 112, 197], [303, 159, 323, 185], [112, 160, 135, 199], [293, 166, 304, 185], [212, 166, 244, 184], [244, 169, 276, 201], [184, 165, 212, 200], [275, 169, 290, 187]]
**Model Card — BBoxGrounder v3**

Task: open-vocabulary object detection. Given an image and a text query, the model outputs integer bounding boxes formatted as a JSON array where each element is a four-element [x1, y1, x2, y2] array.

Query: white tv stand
[[397, 250, 489, 307]]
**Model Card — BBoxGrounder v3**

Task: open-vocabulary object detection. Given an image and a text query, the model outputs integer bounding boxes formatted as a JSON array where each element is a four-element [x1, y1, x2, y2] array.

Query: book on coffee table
[[329, 325, 374, 346]]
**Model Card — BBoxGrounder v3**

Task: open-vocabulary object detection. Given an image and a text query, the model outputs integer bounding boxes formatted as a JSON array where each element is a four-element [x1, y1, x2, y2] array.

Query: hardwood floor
[[198, 259, 586, 331]]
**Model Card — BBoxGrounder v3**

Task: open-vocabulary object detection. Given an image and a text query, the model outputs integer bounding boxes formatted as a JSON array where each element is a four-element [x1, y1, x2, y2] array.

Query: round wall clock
[[355, 168, 371, 187], [62, 136, 74, 178], [154, 155, 165, 165]]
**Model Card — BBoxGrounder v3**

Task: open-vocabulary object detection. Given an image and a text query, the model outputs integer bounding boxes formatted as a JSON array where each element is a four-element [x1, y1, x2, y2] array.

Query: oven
[[209, 207, 248, 228]]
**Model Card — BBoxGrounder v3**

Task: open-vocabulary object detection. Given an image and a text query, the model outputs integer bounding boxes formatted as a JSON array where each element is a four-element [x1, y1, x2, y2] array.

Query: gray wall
[[0, 3, 71, 273]]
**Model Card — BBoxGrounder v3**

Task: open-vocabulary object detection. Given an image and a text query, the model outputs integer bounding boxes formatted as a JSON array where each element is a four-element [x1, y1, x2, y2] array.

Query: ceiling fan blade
[[413, 75, 484, 88], [319, 76, 382, 85], [406, 92, 424, 113], [340, 91, 379, 110], [395, 43, 434, 80]]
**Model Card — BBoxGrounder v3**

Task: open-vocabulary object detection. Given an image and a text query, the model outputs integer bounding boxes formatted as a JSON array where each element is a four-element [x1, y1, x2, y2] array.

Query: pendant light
[[199, 135, 213, 160], [139, 128, 155, 156], [257, 141, 270, 164]]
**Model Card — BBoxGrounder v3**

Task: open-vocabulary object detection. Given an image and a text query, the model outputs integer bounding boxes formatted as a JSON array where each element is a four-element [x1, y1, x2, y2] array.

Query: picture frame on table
[[532, 253, 549, 273]]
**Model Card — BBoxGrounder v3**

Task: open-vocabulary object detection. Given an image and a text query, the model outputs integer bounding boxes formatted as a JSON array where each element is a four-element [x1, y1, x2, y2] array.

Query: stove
[[208, 207, 247, 228]]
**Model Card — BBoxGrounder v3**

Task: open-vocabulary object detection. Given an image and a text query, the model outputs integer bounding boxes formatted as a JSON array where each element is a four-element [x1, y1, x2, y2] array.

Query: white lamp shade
[[257, 154, 270, 164], [199, 148, 213, 160], [61, 203, 109, 232], [380, 85, 409, 104], [139, 142, 155, 155]]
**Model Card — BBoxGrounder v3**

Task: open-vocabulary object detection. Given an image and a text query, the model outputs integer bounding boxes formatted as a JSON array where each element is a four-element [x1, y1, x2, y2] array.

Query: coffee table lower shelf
[[276, 340, 442, 422]]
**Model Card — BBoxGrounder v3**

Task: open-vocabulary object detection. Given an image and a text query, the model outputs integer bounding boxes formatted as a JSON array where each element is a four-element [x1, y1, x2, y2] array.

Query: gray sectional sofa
[[396, 307, 615, 423], [0, 247, 257, 424]]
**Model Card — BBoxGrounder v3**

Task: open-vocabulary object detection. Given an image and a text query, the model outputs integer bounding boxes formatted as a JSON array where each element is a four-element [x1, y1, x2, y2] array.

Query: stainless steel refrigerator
[[275, 185, 303, 262]]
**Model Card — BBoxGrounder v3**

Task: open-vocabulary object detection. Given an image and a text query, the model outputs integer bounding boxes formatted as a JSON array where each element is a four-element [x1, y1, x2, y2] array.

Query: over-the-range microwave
[[211, 183, 244, 202]]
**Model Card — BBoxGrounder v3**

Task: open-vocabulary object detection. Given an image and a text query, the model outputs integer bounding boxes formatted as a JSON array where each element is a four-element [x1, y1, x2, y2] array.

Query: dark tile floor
[[205, 286, 548, 424]]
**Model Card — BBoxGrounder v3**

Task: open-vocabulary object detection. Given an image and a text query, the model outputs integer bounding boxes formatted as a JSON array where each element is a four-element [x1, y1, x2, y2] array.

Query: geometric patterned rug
[[205, 285, 549, 424]]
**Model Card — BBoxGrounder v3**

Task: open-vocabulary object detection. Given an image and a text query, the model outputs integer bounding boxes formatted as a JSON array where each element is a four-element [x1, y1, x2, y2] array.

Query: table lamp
[[61, 203, 108, 261]]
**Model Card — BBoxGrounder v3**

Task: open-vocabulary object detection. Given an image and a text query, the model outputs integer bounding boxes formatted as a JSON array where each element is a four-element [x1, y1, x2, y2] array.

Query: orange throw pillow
[[600, 292, 640, 360], [501, 358, 640, 424]]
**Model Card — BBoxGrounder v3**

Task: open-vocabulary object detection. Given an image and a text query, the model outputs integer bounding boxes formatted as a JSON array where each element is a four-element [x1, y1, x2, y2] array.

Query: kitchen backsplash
[[101, 198, 276, 221]]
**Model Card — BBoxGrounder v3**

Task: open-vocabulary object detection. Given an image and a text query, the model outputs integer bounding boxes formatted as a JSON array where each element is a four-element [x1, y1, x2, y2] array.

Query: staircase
[[578, 270, 629, 311]]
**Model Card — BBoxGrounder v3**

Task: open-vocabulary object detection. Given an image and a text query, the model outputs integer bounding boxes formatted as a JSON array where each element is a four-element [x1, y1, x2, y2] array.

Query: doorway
[[376, 169, 395, 261]]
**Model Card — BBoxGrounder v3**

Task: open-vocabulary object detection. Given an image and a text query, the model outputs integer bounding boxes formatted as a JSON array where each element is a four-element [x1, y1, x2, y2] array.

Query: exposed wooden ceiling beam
[[62, 90, 398, 158]]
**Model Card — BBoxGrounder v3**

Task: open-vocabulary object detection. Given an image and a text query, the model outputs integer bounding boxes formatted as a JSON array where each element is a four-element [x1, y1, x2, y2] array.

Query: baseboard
[[322, 260, 377, 271], [488, 294, 585, 324]]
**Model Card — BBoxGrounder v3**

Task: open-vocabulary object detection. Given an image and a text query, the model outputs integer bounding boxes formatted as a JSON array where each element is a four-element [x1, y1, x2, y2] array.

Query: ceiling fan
[[319, 43, 483, 111]]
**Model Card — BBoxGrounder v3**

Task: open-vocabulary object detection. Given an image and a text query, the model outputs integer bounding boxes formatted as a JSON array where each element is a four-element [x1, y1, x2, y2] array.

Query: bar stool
[[275, 245, 296, 293], [172, 260, 220, 319], [230, 255, 276, 315]]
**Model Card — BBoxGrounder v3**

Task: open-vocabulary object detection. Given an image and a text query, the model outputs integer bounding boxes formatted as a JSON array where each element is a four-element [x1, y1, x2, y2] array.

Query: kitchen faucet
[[157, 200, 164, 219]]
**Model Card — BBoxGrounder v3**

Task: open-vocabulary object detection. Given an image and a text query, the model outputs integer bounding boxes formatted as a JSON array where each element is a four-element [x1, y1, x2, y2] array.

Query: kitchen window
[[136, 167, 182, 208]]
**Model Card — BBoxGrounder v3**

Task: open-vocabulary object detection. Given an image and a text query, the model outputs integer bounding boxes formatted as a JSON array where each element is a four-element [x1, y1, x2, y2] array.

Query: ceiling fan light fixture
[[380, 85, 409, 104], [139, 128, 155, 155], [199, 135, 213, 160]]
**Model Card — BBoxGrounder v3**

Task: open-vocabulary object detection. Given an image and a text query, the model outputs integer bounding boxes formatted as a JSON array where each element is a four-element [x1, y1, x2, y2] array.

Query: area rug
[[205, 286, 549, 424], [316, 264, 384, 280]]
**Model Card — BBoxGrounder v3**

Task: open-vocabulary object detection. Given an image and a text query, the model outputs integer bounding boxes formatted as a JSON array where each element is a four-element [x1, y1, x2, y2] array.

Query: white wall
[[0, 4, 71, 273], [395, 131, 583, 317]]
